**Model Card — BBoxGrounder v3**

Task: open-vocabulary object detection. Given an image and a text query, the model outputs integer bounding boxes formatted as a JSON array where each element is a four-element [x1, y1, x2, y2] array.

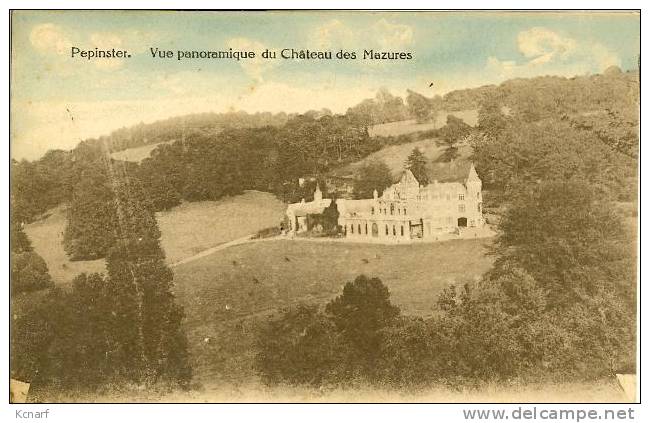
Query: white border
[[1, 2, 645, 422]]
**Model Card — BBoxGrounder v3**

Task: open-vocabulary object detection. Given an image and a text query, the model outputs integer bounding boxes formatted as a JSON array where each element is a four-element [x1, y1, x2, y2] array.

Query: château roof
[[424, 160, 475, 184]]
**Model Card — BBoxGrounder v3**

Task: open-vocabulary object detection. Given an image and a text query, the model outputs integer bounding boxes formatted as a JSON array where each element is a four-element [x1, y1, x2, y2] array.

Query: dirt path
[[170, 234, 257, 267]]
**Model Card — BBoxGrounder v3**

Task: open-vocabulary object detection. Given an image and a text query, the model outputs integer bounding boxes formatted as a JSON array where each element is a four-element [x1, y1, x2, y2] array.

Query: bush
[[255, 305, 345, 386], [11, 252, 53, 294]]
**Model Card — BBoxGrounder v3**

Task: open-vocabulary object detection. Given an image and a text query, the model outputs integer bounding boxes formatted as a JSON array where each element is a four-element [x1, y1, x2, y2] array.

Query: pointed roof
[[424, 160, 475, 184], [467, 163, 480, 182], [400, 169, 420, 186]]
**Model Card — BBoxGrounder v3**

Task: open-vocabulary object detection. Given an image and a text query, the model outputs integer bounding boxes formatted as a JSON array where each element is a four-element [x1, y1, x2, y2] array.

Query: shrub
[[11, 252, 53, 294]]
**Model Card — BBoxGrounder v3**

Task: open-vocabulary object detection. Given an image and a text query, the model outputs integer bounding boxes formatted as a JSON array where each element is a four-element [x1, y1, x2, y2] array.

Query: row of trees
[[11, 163, 191, 396]]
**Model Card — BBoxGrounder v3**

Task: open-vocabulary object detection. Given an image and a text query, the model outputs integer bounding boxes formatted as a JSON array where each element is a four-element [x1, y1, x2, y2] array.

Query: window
[[358, 224, 361, 234], [459, 204, 466, 213], [401, 226, 404, 236], [385, 225, 389, 235], [371, 207, 375, 215], [393, 226, 396, 236], [404, 208, 407, 215], [390, 204, 394, 215], [478, 203, 482, 213], [398, 208, 401, 215], [351, 224, 354, 234], [477, 192, 480, 199], [365, 224, 368, 234], [458, 193, 465, 201]]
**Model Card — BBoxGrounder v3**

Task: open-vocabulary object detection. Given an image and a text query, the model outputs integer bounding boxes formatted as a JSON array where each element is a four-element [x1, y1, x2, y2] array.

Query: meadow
[[171, 238, 494, 386], [109, 140, 173, 162]]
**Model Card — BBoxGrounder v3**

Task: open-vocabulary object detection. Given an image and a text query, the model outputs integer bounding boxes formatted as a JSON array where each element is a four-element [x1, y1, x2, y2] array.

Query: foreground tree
[[20, 173, 191, 394], [63, 168, 117, 260], [325, 275, 400, 377]]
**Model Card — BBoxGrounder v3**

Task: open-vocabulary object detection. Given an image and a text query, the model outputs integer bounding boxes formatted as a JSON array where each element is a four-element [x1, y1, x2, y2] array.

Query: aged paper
[[10, 10, 639, 404]]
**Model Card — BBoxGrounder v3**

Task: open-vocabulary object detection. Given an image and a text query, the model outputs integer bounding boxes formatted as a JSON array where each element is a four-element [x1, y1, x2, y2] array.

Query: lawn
[[157, 190, 286, 264], [332, 137, 472, 179], [368, 110, 478, 138], [23, 206, 106, 286], [23, 190, 286, 284], [109, 140, 173, 163], [172, 238, 494, 385]]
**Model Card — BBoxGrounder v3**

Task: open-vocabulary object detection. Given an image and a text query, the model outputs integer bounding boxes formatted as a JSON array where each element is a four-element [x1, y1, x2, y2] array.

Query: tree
[[63, 169, 117, 260], [438, 115, 471, 162], [406, 89, 438, 123], [405, 148, 429, 185], [477, 94, 509, 139], [254, 305, 343, 386], [353, 160, 393, 199], [325, 275, 400, 377], [11, 252, 53, 294], [11, 223, 32, 254], [492, 180, 631, 307], [23, 171, 192, 393]]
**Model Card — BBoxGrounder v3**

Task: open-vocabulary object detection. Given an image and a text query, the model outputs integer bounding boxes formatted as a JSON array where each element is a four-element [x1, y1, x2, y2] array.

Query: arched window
[[392, 225, 396, 236], [385, 225, 389, 235], [365, 223, 368, 234], [401, 226, 404, 236], [358, 224, 361, 234], [351, 224, 354, 234], [390, 203, 394, 215]]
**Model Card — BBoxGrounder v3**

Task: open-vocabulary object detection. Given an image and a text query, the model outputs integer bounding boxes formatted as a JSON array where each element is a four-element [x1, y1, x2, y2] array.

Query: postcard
[[9, 10, 640, 405]]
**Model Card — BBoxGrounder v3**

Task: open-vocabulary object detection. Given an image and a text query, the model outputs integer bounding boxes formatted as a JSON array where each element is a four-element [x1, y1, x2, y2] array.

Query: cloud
[[486, 26, 621, 79], [372, 18, 414, 50], [517, 27, 576, 65], [29, 23, 71, 54], [312, 19, 356, 49], [311, 18, 414, 50], [227, 37, 278, 81], [28, 24, 161, 71]]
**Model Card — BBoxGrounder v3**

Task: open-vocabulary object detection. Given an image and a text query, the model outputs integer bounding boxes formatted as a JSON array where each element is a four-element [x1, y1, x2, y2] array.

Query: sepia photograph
[[8, 9, 640, 406]]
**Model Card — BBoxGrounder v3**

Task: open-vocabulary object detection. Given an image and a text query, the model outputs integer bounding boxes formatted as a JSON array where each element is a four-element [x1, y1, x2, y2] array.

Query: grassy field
[[23, 191, 286, 284], [333, 138, 472, 179], [157, 190, 286, 264], [109, 140, 173, 163], [368, 110, 478, 138], [172, 238, 494, 385], [23, 206, 106, 286]]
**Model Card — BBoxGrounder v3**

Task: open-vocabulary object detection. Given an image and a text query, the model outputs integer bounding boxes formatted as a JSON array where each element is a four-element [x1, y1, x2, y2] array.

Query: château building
[[286, 161, 485, 243]]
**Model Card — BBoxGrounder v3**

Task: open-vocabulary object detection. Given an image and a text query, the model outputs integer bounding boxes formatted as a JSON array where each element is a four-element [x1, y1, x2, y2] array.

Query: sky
[[10, 10, 640, 160]]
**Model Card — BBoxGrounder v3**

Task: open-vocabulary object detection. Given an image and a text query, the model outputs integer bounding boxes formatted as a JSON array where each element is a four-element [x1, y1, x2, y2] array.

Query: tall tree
[[405, 148, 430, 186], [63, 167, 117, 260], [438, 115, 471, 162]]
